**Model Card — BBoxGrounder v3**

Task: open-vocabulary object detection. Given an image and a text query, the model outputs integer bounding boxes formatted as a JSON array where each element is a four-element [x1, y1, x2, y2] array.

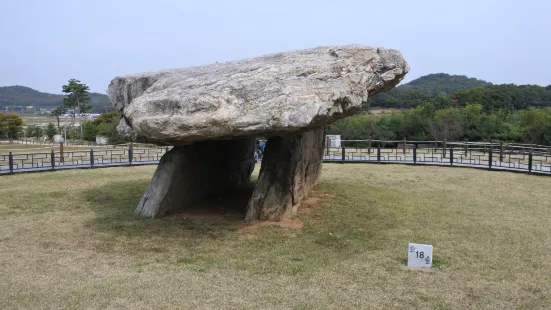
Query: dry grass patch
[[0, 164, 550, 309]]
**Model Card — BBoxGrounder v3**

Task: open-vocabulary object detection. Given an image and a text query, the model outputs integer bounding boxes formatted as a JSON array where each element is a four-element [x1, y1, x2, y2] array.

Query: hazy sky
[[1, 0, 550, 93]]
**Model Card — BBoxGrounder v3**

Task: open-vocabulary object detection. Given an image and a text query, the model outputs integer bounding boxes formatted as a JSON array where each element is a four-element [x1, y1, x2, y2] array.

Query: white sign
[[326, 135, 341, 148], [407, 243, 433, 268], [96, 136, 109, 145]]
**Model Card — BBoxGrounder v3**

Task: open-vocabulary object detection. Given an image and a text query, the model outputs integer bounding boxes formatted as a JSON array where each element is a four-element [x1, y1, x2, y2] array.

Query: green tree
[[519, 108, 551, 145], [0, 112, 5, 137], [34, 127, 44, 142], [25, 126, 35, 140], [46, 123, 57, 140], [1, 113, 24, 141], [82, 120, 98, 141], [92, 111, 124, 144], [25, 125, 43, 143], [50, 106, 66, 134], [61, 79, 91, 127]]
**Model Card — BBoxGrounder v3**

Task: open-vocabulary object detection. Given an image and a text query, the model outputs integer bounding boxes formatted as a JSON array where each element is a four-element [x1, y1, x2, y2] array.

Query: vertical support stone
[[245, 127, 325, 221], [136, 138, 256, 218]]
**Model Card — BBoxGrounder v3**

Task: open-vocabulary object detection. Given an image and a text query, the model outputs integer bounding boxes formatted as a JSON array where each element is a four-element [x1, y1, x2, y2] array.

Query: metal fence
[[0, 146, 170, 175], [1, 140, 550, 176], [324, 139, 551, 175]]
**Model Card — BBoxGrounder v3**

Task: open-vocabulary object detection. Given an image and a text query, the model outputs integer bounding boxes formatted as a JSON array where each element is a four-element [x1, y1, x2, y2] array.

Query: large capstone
[[107, 45, 409, 219]]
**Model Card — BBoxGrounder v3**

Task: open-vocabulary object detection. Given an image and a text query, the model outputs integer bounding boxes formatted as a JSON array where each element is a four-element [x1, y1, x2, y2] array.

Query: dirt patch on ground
[[168, 187, 336, 233], [298, 192, 336, 214]]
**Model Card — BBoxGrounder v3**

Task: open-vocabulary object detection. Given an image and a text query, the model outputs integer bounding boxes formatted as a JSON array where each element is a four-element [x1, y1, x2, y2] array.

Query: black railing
[[1, 146, 169, 175], [323, 141, 551, 175], [1, 140, 550, 176]]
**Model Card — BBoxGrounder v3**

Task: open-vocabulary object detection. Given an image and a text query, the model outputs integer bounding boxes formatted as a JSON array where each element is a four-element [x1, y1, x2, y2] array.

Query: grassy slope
[[0, 165, 550, 309]]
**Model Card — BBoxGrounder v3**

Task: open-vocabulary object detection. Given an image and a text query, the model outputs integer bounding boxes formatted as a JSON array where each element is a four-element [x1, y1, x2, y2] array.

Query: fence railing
[[1, 140, 550, 176], [0, 146, 170, 175], [324, 139, 551, 175]]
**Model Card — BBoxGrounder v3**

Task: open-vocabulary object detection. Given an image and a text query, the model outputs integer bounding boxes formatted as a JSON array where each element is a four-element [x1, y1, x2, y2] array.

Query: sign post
[[407, 243, 433, 269]]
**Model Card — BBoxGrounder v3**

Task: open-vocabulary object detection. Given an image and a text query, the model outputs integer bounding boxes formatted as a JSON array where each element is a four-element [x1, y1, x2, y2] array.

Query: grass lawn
[[1, 164, 550, 309]]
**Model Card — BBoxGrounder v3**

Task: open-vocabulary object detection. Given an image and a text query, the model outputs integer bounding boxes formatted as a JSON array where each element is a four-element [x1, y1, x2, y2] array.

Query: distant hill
[[369, 73, 551, 111], [0, 86, 112, 113], [370, 73, 492, 109], [399, 73, 492, 96]]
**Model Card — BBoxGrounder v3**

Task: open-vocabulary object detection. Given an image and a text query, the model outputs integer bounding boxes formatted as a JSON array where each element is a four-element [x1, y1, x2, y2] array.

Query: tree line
[[327, 103, 551, 145], [369, 74, 551, 112]]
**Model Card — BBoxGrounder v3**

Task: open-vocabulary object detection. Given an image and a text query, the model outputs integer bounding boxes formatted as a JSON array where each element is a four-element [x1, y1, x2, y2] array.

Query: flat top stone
[[108, 44, 409, 145]]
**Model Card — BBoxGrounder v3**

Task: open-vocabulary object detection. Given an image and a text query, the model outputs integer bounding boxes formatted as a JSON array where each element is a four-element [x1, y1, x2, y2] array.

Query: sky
[[1, 0, 550, 94]]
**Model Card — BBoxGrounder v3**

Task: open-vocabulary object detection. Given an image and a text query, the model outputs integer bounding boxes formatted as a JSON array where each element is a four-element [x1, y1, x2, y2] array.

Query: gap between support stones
[[136, 138, 256, 218]]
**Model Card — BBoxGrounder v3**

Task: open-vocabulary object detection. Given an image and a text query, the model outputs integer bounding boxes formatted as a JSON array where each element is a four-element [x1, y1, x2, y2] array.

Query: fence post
[[8, 152, 14, 174], [450, 147, 453, 166], [377, 145, 381, 163], [488, 148, 493, 170], [528, 152, 533, 173], [341, 146, 345, 163], [90, 148, 94, 168], [443, 139, 447, 158], [464, 139, 468, 156], [326, 136, 330, 156], [499, 142, 504, 162], [403, 137, 407, 155], [129, 144, 133, 165], [413, 145, 417, 164], [51, 151, 55, 171], [60, 142, 64, 163], [368, 136, 372, 154]]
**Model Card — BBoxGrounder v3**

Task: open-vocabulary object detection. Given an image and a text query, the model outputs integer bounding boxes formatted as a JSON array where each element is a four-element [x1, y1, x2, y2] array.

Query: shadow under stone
[[80, 180, 254, 240]]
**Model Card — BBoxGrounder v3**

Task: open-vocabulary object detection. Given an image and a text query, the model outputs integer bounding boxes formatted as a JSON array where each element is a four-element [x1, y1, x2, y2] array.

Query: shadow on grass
[[76, 178, 398, 274], [80, 180, 253, 241]]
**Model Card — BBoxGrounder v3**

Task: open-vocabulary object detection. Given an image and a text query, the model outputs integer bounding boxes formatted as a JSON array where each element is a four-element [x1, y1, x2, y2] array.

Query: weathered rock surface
[[108, 45, 408, 220], [108, 45, 409, 145], [136, 138, 255, 217], [246, 127, 325, 221]]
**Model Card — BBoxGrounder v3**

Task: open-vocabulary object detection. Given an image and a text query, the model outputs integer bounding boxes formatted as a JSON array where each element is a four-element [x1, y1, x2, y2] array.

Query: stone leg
[[245, 127, 325, 221], [136, 138, 255, 218]]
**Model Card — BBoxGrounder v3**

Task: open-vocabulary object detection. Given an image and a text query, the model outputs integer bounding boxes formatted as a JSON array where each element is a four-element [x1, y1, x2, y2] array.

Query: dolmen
[[107, 45, 409, 220]]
